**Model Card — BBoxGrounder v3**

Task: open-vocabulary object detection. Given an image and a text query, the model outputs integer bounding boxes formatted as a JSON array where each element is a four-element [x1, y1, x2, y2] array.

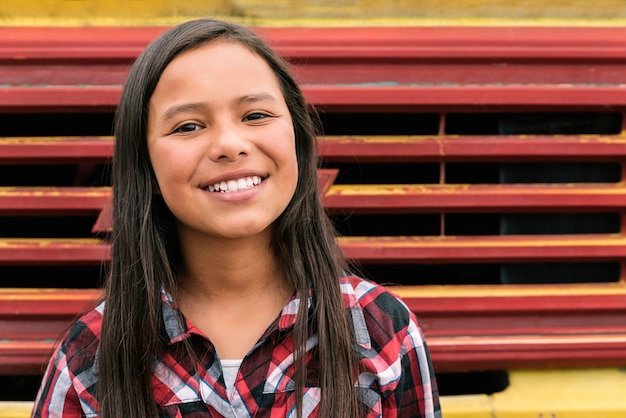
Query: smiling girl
[[32, 18, 441, 418]]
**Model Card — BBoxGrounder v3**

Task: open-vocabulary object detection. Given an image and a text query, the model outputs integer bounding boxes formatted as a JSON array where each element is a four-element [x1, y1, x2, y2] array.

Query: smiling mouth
[[204, 175, 263, 193]]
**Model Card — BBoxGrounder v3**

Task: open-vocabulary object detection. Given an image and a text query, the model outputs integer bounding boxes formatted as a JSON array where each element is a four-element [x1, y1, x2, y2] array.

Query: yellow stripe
[[492, 368, 626, 418], [0, 402, 32, 418], [2, 0, 626, 26], [441, 395, 495, 418]]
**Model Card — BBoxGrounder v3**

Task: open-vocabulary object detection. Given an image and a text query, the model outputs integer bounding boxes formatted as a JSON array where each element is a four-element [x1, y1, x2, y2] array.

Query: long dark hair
[[100, 18, 360, 417]]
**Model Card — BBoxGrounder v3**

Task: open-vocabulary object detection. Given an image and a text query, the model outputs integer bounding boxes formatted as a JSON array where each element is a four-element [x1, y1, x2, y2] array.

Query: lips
[[204, 175, 263, 193]]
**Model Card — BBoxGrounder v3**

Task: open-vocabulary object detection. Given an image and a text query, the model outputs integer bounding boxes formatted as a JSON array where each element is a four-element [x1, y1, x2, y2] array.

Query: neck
[[175, 233, 295, 360], [177, 229, 289, 301]]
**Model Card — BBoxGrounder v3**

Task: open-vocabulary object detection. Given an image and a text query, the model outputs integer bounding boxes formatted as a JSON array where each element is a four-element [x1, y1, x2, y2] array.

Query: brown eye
[[244, 112, 270, 122], [173, 123, 201, 133]]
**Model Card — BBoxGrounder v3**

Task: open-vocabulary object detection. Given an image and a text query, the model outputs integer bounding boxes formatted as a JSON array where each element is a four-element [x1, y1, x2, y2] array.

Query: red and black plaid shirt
[[32, 275, 441, 417]]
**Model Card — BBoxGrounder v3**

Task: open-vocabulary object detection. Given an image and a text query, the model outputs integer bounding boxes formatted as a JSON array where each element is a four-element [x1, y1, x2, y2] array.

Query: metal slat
[[317, 135, 626, 162], [3, 84, 626, 112], [1, 235, 625, 265], [0, 187, 110, 215], [2, 183, 625, 216], [0, 288, 101, 315], [3, 26, 626, 60], [323, 183, 626, 213], [0, 136, 113, 163], [0, 238, 110, 266], [428, 333, 626, 371], [3, 135, 625, 163], [338, 234, 626, 263]]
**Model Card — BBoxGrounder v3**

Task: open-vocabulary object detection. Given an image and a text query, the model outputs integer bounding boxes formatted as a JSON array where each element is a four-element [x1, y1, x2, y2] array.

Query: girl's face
[[147, 41, 298, 242]]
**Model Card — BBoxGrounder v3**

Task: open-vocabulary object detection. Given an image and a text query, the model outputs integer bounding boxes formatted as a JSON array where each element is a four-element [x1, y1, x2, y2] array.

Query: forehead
[[149, 40, 285, 105], [162, 40, 273, 81]]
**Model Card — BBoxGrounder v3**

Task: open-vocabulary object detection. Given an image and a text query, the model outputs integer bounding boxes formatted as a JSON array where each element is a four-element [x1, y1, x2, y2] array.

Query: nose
[[206, 121, 251, 162]]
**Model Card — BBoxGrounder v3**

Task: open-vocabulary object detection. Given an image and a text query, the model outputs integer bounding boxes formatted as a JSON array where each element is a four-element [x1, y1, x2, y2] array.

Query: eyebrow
[[159, 93, 279, 124], [235, 92, 278, 107], [161, 102, 210, 124]]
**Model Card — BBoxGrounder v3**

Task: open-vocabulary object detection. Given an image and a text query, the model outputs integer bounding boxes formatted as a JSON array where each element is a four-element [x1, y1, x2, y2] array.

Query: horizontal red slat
[[318, 135, 626, 162], [3, 84, 626, 112], [338, 234, 626, 263], [429, 334, 626, 372], [403, 289, 626, 314], [0, 239, 110, 265], [0, 136, 113, 163], [323, 183, 626, 213], [3, 183, 626, 216], [0, 85, 120, 111], [3, 26, 626, 60], [7, 62, 626, 89], [4, 135, 626, 164], [0, 289, 100, 315], [303, 84, 626, 109], [0, 187, 110, 215], [1, 234, 625, 265]]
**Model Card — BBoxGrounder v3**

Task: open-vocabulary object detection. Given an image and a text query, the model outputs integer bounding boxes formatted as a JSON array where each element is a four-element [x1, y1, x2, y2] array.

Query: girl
[[32, 18, 440, 418]]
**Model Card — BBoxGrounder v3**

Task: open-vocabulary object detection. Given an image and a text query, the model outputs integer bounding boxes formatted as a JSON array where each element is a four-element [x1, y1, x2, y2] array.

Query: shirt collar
[[159, 287, 308, 346], [160, 276, 371, 349]]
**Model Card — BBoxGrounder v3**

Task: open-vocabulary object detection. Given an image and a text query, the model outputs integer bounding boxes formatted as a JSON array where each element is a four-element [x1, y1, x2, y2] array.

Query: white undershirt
[[221, 359, 243, 399]]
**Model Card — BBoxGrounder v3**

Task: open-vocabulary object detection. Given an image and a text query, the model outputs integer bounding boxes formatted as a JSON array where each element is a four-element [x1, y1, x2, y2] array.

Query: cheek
[[284, 142, 299, 191], [149, 146, 190, 193]]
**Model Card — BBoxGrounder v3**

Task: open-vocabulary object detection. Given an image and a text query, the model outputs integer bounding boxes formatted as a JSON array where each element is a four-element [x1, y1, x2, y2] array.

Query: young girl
[[32, 18, 441, 418]]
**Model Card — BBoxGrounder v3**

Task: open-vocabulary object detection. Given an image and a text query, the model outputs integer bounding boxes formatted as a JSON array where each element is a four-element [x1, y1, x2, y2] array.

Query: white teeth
[[209, 176, 262, 193]]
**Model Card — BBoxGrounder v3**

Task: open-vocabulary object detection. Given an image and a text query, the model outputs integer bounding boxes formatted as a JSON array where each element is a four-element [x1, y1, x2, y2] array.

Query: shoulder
[[341, 275, 414, 325], [340, 275, 417, 345], [32, 302, 104, 416], [57, 301, 104, 375]]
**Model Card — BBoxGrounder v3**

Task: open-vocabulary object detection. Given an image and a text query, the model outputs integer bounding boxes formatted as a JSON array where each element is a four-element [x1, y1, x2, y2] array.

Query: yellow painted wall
[[2, 0, 626, 26]]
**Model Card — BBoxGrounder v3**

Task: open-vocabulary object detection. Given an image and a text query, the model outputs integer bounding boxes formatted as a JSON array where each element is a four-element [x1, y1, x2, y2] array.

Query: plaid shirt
[[32, 275, 441, 417]]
